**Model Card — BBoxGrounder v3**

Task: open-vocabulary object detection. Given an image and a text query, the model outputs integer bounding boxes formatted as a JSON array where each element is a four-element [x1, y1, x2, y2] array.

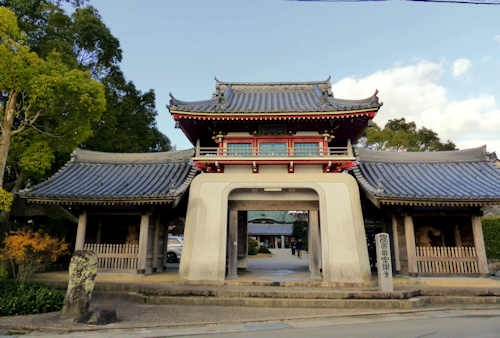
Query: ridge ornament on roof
[[353, 146, 500, 207], [168, 77, 382, 114]]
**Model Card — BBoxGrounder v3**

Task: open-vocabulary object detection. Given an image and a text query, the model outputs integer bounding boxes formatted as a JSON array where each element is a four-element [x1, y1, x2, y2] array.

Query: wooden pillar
[[138, 213, 151, 274], [404, 215, 417, 276], [256, 236, 260, 248], [472, 215, 489, 275], [96, 221, 102, 244], [163, 226, 169, 270], [227, 208, 238, 279], [454, 224, 463, 247], [237, 211, 248, 270], [392, 215, 401, 272], [153, 215, 161, 272], [309, 209, 322, 280], [75, 211, 87, 251]]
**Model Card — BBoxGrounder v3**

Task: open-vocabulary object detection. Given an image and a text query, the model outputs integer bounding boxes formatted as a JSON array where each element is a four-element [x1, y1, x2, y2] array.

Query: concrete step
[[136, 288, 420, 300], [110, 292, 500, 309], [133, 294, 431, 309]]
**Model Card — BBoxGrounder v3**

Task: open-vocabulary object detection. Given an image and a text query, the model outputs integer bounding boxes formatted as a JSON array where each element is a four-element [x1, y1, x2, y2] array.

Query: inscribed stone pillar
[[75, 211, 87, 251], [404, 215, 417, 275], [227, 208, 238, 279], [392, 215, 401, 272], [138, 213, 151, 274], [309, 209, 322, 280], [61, 250, 98, 318], [375, 233, 393, 292], [472, 215, 489, 275], [281, 235, 285, 249]]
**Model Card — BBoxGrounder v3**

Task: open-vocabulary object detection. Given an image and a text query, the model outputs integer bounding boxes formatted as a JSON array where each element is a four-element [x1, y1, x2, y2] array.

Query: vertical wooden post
[[309, 209, 322, 280], [227, 208, 238, 279], [472, 215, 489, 275], [163, 226, 169, 270], [404, 214, 417, 276], [138, 213, 151, 274], [454, 224, 463, 247], [75, 211, 87, 251], [96, 221, 102, 244], [195, 138, 200, 157], [392, 215, 401, 272], [153, 215, 161, 272], [347, 138, 353, 157]]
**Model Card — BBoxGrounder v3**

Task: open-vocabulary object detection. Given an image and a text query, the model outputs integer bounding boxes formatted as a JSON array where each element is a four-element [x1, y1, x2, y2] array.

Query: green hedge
[[0, 280, 65, 316], [483, 217, 500, 259], [248, 239, 258, 255], [258, 246, 271, 254]]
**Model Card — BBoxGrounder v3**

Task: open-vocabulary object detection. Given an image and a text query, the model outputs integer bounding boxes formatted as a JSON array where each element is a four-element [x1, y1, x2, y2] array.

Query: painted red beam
[[172, 111, 377, 121]]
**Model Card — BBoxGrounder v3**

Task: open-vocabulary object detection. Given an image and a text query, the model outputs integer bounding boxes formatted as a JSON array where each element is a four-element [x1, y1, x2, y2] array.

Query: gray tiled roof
[[20, 148, 197, 205], [169, 78, 381, 113], [248, 223, 293, 235], [353, 146, 500, 206]]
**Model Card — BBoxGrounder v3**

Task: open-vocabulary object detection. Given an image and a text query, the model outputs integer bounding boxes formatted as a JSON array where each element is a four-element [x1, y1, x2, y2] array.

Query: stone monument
[[61, 250, 98, 319], [375, 233, 393, 292]]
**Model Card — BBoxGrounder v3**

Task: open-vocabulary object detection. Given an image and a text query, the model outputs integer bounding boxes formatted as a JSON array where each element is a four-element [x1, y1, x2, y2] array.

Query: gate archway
[[227, 188, 321, 280]]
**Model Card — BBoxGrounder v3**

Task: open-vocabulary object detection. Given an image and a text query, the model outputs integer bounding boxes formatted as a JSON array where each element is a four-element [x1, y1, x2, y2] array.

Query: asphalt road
[[201, 311, 500, 338]]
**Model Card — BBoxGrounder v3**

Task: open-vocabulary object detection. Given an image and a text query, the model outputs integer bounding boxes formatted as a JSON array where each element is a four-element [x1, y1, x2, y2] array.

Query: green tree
[[0, 7, 106, 190], [365, 118, 456, 152], [1, 1, 169, 189], [82, 68, 171, 152]]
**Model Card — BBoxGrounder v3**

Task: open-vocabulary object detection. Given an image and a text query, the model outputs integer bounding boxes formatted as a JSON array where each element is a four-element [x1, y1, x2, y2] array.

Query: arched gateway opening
[[226, 188, 322, 281]]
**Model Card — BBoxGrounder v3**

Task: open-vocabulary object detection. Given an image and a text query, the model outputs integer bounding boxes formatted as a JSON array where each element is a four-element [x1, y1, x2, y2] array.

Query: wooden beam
[[153, 215, 161, 272], [138, 213, 151, 274], [404, 215, 417, 276], [230, 200, 318, 211], [75, 211, 87, 251], [472, 216, 489, 276], [392, 214, 401, 272]]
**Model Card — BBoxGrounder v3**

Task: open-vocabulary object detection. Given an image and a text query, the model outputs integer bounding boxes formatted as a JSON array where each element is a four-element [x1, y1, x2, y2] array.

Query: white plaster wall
[[179, 165, 371, 283]]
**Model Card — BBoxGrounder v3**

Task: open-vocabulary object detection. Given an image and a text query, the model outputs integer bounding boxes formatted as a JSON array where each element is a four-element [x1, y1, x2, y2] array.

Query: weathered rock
[[60, 250, 98, 319], [87, 309, 118, 325]]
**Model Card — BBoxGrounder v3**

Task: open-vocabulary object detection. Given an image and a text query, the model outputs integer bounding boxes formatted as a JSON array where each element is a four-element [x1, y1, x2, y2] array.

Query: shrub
[[483, 217, 500, 259], [248, 238, 258, 255], [0, 280, 65, 316], [0, 264, 7, 280], [0, 229, 69, 282], [258, 246, 271, 254]]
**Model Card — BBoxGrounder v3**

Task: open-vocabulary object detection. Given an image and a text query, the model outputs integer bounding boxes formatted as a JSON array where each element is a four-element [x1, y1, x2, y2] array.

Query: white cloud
[[452, 58, 471, 77], [495, 35, 500, 43], [332, 61, 500, 154]]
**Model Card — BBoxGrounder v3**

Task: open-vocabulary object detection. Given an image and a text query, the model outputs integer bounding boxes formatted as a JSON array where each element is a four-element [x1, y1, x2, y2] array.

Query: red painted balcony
[[193, 143, 355, 173]]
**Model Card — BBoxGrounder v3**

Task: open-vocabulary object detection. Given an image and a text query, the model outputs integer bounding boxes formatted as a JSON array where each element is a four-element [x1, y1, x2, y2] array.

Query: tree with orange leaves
[[1, 229, 69, 282]]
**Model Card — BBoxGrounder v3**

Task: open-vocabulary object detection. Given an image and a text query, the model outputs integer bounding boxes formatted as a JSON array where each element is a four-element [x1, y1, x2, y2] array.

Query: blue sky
[[91, 1, 500, 153]]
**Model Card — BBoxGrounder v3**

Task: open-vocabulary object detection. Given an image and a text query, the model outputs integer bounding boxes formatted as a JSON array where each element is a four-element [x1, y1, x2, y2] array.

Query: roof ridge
[[72, 148, 195, 164], [356, 146, 488, 163], [214, 76, 332, 86]]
